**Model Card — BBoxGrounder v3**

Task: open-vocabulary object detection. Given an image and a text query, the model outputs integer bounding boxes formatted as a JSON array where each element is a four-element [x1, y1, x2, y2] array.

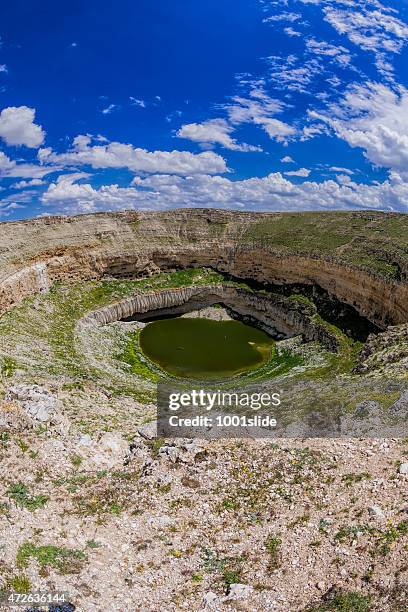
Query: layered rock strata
[[77, 285, 338, 349], [1, 209, 407, 330]]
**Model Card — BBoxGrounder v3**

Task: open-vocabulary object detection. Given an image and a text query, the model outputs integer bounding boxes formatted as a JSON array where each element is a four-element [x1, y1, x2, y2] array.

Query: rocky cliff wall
[[77, 285, 338, 349], [1, 209, 407, 329]]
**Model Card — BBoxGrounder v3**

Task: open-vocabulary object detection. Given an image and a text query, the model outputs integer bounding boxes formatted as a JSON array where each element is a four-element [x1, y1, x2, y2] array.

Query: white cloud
[[0, 200, 26, 217], [40, 170, 408, 214], [0, 150, 56, 179], [101, 104, 118, 115], [11, 178, 46, 189], [263, 12, 301, 23], [325, 6, 408, 54], [95, 134, 109, 143], [221, 88, 296, 143], [323, 4, 408, 78], [42, 174, 145, 212], [312, 82, 408, 176], [223, 88, 284, 123], [328, 166, 354, 175], [267, 54, 322, 93], [300, 123, 329, 140], [166, 110, 183, 123], [129, 97, 146, 108], [0, 151, 16, 173], [335, 173, 353, 185], [326, 75, 341, 88], [284, 27, 302, 37], [0, 106, 45, 148], [38, 135, 228, 175], [176, 118, 261, 151], [306, 38, 352, 67], [262, 118, 296, 141], [281, 155, 295, 163], [270, 1, 408, 83], [5, 164, 57, 179], [0, 186, 47, 217], [0, 64, 7, 73], [284, 167, 311, 177]]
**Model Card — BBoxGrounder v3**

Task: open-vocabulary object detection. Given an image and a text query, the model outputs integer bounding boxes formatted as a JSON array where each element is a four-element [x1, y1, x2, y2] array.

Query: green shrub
[[307, 590, 371, 612], [16, 542, 87, 574], [7, 483, 48, 511]]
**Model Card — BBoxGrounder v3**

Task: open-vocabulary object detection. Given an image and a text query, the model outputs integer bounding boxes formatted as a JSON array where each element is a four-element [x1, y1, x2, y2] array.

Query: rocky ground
[[1, 382, 408, 612], [0, 270, 408, 611]]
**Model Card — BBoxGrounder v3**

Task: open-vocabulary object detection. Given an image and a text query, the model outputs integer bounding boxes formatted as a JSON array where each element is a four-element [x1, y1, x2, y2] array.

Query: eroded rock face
[[355, 323, 408, 374], [1, 209, 408, 329], [77, 284, 338, 349]]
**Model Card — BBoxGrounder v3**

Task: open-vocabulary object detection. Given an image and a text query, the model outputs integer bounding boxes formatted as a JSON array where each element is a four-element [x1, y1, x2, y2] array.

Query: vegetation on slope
[[241, 211, 408, 279]]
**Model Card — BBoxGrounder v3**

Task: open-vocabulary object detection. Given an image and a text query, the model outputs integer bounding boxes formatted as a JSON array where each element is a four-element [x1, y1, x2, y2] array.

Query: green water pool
[[139, 317, 275, 378]]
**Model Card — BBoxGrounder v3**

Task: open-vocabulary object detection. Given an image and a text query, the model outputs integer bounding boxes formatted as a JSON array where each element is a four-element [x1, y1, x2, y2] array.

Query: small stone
[[77, 433, 93, 447], [156, 474, 172, 487], [227, 583, 254, 600], [203, 592, 218, 608], [141, 457, 153, 475], [399, 462, 408, 475], [129, 437, 144, 450], [354, 400, 381, 419], [99, 431, 128, 454], [158, 445, 180, 463], [368, 505, 385, 518], [88, 432, 129, 469], [137, 420, 157, 440], [317, 581, 325, 591]]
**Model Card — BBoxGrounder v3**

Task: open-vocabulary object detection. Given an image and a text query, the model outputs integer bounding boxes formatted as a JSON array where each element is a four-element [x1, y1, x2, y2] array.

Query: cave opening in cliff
[[205, 270, 381, 342]]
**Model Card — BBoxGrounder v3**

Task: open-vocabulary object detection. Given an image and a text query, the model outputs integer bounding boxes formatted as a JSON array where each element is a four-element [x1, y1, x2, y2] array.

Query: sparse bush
[[265, 534, 282, 570], [1, 356, 17, 377], [7, 574, 31, 593], [7, 483, 48, 512], [306, 590, 371, 612], [16, 542, 87, 575]]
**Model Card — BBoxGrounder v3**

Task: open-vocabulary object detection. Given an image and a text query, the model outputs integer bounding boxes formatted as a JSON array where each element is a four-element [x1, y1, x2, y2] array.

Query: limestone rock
[[203, 592, 219, 608], [368, 505, 385, 518], [0, 400, 31, 432], [92, 432, 129, 468], [137, 420, 157, 440], [158, 445, 180, 463], [399, 462, 408, 475], [2, 209, 408, 331], [6, 384, 63, 423], [390, 391, 408, 417], [226, 583, 254, 600], [77, 433, 93, 447]]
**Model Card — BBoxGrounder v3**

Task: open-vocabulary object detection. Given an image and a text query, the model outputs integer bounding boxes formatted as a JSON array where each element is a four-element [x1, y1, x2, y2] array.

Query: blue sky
[[1, 0, 408, 219]]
